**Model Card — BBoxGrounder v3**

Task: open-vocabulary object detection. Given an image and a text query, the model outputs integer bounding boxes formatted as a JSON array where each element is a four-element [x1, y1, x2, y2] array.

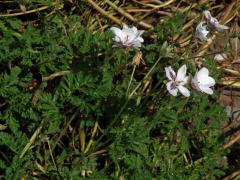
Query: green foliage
[[0, 3, 228, 180]]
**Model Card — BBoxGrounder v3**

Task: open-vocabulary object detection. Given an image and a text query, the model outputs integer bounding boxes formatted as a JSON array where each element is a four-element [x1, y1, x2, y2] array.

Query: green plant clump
[[0, 7, 228, 180]]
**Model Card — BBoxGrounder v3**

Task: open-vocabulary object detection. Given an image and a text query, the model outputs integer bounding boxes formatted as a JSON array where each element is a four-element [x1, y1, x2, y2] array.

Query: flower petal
[[203, 10, 212, 20], [191, 75, 200, 90], [203, 10, 229, 31], [203, 11, 212, 19], [122, 25, 137, 43], [122, 24, 129, 30], [204, 11, 218, 25], [197, 67, 209, 80], [200, 86, 214, 95], [137, 37, 144, 43], [126, 32, 137, 42], [178, 85, 190, 97], [132, 41, 142, 48], [110, 27, 125, 42], [179, 76, 188, 86], [192, 67, 215, 94], [201, 76, 215, 86], [214, 23, 229, 31], [166, 81, 178, 96], [195, 21, 209, 41], [176, 64, 187, 82], [131, 26, 138, 34], [165, 66, 176, 81]]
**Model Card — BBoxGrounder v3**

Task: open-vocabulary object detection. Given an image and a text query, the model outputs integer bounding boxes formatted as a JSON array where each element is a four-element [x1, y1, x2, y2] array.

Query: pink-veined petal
[[176, 64, 187, 82], [166, 81, 178, 96], [178, 85, 190, 97], [165, 66, 176, 81]]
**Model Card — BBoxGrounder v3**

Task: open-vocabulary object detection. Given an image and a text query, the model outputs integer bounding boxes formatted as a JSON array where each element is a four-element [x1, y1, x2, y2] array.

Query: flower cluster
[[110, 23, 216, 98], [196, 10, 229, 41], [165, 65, 215, 97]]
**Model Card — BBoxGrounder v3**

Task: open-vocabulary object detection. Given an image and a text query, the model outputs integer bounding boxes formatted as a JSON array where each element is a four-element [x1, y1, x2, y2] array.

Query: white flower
[[110, 25, 144, 48], [191, 67, 216, 95], [203, 10, 229, 31], [195, 21, 209, 41], [165, 64, 190, 97]]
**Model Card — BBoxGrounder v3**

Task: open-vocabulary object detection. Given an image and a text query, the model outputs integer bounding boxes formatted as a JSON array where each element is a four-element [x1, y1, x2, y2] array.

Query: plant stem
[[20, 119, 45, 159], [128, 57, 161, 98], [126, 65, 136, 95], [47, 138, 58, 170], [84, 121, 99, 154]]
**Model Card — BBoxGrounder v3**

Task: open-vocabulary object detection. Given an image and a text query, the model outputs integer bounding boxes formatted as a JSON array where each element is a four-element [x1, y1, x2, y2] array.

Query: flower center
[[170, 82, 177, 90], [170, 80, 183, 90]]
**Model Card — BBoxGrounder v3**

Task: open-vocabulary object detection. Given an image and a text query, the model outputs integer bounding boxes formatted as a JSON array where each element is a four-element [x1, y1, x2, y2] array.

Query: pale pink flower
[[192, 67, 216, 95], [165, 64, 190, 97], [110, 25, 144, 48]]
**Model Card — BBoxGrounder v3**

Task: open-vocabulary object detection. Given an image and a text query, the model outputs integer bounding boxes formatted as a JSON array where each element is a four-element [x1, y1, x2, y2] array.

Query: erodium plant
[[0, 10, 228, 180]]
